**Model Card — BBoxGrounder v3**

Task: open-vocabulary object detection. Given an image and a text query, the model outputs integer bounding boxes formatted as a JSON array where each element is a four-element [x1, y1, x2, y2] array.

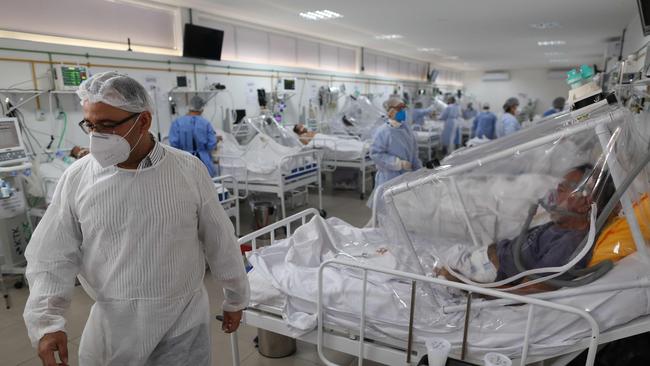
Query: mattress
[[307, 134, 369, 161], [246, 215, 650, 360], [219, 132, 317, 183]]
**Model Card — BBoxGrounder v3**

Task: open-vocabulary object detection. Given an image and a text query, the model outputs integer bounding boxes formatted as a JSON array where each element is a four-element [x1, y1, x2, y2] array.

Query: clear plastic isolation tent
[[372, 100, 650, 307]]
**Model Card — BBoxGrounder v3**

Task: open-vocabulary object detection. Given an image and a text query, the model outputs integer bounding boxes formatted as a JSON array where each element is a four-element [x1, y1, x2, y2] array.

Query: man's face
[[552, 169, 592, 221], [82, 102, 148, 149]]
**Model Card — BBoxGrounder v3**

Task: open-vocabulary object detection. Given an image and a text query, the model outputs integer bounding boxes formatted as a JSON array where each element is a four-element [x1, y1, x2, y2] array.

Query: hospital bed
[[229, 100, 650, 366], [308, 134, 376, 200], [212, 175, 241, 236], [220, 118, 325, 219], [413, 120, 443, 161], [218, 135, 323, 219]]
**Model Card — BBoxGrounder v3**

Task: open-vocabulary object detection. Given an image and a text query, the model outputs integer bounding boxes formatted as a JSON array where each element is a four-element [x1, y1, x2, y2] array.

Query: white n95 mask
[[90, 116, 143, 168]]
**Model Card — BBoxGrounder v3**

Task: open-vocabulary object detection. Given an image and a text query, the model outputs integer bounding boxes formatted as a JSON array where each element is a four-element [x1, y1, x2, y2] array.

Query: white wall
[[0, 38, 422, 153], [463, 68, 569, 117], [622, 10, 650, 58]]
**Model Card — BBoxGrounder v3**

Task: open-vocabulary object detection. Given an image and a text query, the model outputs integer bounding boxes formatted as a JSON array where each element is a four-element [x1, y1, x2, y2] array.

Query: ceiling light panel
[[375, 34, 403, 40], [299, 10, 343, 20], [417, 48, 440, 52], [538, 40, 566, 46]]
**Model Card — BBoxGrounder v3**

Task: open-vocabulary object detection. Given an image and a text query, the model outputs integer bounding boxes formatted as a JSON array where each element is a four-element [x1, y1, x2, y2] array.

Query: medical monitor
[[0, 118, 28, 166], [280, 78, 296, 92], [57, 66, 88, 91], [183, 23, 224, 61]]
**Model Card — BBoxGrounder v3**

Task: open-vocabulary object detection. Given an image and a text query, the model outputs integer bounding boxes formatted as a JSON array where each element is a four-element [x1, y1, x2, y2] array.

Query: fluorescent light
[[530, 22, 561, 30], [538, 40, 566, 46], [444, 55, 459, 60], [417, 47, 440, 52], [299, 10, 343, 20], [375, 34, 403, 40]]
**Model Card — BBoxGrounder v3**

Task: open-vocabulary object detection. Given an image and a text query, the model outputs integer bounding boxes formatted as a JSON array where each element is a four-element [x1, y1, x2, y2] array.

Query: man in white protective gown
[[23, 71, 250, 366]]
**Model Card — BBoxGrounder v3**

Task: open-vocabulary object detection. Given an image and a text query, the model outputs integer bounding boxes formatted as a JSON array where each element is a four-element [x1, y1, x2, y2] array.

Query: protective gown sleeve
[[23, 169, 82, 347], [369, 128, 402, 171], [196, 164, 250, 312], [440, 107, 450, 121], [205, 121, 217, 151]]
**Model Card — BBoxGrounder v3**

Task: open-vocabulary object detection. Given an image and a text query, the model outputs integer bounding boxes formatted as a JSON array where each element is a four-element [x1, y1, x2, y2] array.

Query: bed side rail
[[317, 259, 600, 366], [218, 154, 250, 199], [237, 208, 320, 250], [279, 149, 324, 173]]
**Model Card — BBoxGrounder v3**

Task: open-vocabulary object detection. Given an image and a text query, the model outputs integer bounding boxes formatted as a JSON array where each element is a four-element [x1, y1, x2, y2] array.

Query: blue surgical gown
[[440, 104, 461, 147], [542, 108, 560, 117], [169, 115, 218, 177], [370, 121, 422, 188], [496, 112, 521, 138], [411, 106, 435, 127], [473, 111, 497, 139], [462, 108, 477, 120]]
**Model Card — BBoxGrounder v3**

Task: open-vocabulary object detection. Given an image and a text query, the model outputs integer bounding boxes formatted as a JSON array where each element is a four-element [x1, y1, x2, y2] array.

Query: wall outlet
[[35, 110, 46, 121]]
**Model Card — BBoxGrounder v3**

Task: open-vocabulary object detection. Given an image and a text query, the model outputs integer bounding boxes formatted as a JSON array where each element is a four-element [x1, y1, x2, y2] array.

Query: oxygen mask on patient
[[539, 172, 592, 221]]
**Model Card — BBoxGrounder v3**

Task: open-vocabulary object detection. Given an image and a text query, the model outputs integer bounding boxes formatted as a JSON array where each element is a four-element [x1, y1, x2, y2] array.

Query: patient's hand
[[435, 267, 459, 282]]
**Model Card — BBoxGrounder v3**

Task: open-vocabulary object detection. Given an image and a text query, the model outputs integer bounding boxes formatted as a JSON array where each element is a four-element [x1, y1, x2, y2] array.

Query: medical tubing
[[56, 111, 67, 150]]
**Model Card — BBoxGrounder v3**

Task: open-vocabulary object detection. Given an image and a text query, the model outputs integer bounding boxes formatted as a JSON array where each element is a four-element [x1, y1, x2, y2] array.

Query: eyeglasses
[[78, 113, 141, 135]]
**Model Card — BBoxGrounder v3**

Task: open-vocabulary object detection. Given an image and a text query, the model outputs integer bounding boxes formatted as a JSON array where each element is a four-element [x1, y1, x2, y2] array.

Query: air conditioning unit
[[481, 71, 510, 81], [547, 69, 571, 80]]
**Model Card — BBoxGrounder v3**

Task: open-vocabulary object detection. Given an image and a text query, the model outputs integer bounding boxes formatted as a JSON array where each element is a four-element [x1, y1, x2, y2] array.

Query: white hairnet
[[383, 96, 405, 110], [77, 71, 154, 113], [190, 95, 206, 111]]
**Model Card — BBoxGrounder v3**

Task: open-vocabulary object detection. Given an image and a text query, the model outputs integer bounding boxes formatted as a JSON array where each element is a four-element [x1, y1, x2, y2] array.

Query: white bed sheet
[[414, 131, 440, 144], [307, 134, 369, 161], [219, 132, 315, 183], [247, 216, 650, 360]]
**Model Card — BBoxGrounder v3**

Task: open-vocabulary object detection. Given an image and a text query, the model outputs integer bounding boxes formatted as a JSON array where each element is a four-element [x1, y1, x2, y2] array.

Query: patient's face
[[554, 169, 591, 219]]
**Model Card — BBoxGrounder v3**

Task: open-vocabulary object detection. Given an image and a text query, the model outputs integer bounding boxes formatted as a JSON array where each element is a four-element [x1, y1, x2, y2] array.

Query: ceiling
[[156, 0, 636, 71]]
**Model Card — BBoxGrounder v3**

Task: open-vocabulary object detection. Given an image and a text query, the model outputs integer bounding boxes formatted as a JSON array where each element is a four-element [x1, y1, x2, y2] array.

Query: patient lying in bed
[[443, 165, 617, 293], [293, 123, 317, 144]]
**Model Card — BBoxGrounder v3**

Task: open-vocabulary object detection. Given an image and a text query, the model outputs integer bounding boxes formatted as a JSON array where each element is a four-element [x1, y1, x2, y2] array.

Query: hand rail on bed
[[237, 208, 320, 250], [218, 154, 250, 199], [317, 259, 601, 366], [212, 174, 240, 236], [311, 136, 340, 171]]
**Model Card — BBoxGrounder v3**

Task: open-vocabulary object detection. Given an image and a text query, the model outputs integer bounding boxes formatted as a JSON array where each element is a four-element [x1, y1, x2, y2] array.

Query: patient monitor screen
[[0, 120, 21, 150]]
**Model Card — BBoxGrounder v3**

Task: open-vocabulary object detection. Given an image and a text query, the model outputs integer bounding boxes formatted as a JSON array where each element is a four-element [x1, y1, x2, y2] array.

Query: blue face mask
[[394, 109, 407, 122]]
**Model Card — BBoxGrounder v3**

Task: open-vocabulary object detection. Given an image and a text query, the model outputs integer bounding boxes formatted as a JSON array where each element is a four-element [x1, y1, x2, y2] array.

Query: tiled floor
[[1, 183, 378, 365]]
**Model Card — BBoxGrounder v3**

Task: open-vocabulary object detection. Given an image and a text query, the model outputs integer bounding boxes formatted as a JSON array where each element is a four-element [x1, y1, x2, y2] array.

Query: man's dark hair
[[293, 124, 303, 135]]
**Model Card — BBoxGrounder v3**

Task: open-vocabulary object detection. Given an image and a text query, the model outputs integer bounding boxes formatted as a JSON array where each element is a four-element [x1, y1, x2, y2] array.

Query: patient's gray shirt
[[496, 222, 589, 281]]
